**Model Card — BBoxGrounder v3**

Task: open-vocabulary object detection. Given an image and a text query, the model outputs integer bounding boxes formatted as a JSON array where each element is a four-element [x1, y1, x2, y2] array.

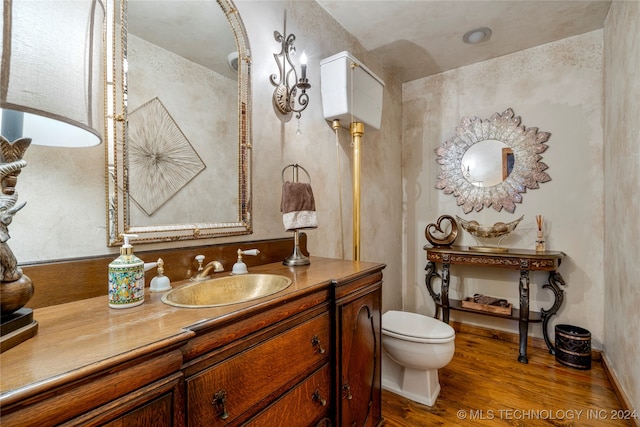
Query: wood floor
[[381, 331, 632, 426]]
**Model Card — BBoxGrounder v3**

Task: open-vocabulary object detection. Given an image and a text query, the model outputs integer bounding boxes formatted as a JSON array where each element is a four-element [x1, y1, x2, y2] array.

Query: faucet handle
[[240, 249, 260, 257], [195, 254, 205, 271], [232, 249, 260, 275]]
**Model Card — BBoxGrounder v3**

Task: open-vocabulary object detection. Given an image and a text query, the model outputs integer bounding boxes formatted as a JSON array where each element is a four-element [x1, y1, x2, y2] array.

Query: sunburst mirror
[[435, 108, 551, 213]]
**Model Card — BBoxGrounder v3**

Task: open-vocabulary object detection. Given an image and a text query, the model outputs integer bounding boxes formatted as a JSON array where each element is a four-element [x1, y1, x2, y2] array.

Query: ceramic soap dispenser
[[108, 234, 145, 309]]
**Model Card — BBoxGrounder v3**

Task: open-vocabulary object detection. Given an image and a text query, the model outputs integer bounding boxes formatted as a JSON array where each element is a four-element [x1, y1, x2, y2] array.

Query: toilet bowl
[[381, 310, 455, 406]]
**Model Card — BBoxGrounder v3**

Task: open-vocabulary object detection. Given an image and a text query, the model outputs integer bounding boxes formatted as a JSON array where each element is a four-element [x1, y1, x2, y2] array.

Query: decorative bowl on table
[[455, 215, 524, 252]]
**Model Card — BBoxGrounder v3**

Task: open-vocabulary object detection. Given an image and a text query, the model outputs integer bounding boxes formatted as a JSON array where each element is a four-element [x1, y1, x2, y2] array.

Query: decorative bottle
[[108, 234, 145, 308], [535, 215, 545, 252], [535, 231, 546, 252]]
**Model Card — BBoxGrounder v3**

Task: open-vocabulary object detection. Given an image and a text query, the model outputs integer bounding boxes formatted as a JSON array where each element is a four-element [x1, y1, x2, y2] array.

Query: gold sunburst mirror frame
[[435, 108, 551, 213]]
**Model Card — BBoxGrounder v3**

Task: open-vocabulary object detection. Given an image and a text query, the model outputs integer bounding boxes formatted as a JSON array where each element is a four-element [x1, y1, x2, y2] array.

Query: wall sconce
[[0, 0, 104, 351], [270, 12, 311, 121]]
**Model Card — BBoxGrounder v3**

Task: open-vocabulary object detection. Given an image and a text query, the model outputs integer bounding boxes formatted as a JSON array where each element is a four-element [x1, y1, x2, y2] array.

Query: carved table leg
[[441, 254, 451, 324], [541, 271, 566, 354], [518, 260, 530, 363], [425, 261, 441, 319]]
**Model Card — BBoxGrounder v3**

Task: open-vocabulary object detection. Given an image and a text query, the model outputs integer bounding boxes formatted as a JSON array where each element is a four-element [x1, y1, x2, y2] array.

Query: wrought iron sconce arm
[[270, 13, 310, 120]]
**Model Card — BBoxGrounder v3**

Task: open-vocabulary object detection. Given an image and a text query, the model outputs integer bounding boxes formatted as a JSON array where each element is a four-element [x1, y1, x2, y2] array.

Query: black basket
[[555, 324, 591, 370]]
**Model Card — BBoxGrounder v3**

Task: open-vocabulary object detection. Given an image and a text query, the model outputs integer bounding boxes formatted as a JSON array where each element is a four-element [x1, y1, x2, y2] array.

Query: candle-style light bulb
[[300, 51, 307, 80]]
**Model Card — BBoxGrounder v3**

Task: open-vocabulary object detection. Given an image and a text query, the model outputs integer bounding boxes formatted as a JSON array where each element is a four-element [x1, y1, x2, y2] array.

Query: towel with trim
[[280, 181, 317, 231]]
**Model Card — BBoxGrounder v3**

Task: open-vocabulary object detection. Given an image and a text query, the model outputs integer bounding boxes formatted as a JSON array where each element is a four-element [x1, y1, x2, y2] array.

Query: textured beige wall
[[236, 1, 403, 312], [12, 0, 404, 313], [403, 31, 605, 346], [603, 0, 640, 412]]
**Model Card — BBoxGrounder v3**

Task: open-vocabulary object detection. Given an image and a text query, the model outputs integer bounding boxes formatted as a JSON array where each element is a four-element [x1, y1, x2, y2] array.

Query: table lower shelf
[[439, 299, 542, 323]]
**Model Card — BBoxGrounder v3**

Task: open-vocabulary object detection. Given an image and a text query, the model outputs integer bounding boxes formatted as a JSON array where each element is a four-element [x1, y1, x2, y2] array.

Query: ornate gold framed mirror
[[435, 108, 551, 213], [105, 0, 252, 246]]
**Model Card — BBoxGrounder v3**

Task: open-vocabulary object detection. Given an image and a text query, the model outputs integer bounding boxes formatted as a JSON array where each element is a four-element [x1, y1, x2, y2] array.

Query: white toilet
[[381, 310, 455, 406]]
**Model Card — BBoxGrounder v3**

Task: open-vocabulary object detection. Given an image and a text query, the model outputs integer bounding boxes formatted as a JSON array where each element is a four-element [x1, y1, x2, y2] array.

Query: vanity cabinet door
[[186, 312, 330, 426], [336, 284, 382, 427]]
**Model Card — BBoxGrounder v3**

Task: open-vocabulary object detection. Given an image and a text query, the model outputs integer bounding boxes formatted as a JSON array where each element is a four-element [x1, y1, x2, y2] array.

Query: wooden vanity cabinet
[[181, 270, 384, 427], [334, 273, 383, 427], [0, 348, 185, 427], [247, 364, 332, 426], [185, 309, 331, 426], [1, 252, 385, 427], [83, 373, 185, 427]]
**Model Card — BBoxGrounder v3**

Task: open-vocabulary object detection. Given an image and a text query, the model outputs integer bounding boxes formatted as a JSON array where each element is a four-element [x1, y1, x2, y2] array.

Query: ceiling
[[127, 1, 238, 80], [316, 0, 612, 82], [126, 1, 612, 84]]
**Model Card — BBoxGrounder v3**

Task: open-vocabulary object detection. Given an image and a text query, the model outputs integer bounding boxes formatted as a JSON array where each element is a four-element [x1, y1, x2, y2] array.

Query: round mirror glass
[[461, 139, 511, 187]]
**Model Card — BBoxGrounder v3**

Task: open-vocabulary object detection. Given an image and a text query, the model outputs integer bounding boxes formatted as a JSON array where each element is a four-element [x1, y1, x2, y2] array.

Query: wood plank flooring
[[382, 331, 633, 426]]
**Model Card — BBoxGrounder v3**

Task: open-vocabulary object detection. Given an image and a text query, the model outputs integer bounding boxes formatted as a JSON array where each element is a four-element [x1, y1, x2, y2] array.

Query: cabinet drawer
[[102, 394, 173, 427], [187, 312, 330, 425], [245, 363, 330, 427]]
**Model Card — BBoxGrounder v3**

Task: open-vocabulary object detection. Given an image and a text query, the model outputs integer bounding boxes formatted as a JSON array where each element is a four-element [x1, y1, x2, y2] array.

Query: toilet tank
[[320, 51, 385, 130]]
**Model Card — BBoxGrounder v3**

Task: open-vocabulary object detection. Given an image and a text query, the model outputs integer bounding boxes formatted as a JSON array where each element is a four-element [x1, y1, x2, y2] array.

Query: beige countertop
[[0, 257, 384, 404]]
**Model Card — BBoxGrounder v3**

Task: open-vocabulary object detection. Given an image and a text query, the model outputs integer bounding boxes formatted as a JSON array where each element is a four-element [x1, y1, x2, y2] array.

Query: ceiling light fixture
[[463, 27, 492, 44], [227, 51, 239, 72]]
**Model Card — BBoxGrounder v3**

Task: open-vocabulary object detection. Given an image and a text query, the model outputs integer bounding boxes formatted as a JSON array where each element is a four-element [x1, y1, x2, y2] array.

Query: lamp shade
[[0, 0, 105, 147]]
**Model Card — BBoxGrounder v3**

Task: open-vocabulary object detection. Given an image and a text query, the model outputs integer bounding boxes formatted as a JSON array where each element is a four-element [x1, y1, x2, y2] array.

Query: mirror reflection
[[106, 0, 252, 245], [461, 139, 509, 187]]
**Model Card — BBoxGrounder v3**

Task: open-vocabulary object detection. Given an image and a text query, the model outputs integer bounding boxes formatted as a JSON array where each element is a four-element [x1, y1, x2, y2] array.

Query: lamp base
[[0, 274, 34, 316], [1, 308, 38, 353]]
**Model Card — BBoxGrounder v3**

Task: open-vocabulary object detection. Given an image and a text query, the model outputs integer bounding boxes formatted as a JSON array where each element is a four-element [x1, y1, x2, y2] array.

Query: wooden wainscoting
[[21, 235, 307, 309]]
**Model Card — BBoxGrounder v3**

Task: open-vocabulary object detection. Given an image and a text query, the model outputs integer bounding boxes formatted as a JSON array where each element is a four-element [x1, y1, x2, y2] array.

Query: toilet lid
[[382, 310, 455, 340]]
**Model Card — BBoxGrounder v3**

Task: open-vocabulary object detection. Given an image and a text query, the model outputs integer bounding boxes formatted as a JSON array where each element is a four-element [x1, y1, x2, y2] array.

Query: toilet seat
[[382, 310, 455, 344]]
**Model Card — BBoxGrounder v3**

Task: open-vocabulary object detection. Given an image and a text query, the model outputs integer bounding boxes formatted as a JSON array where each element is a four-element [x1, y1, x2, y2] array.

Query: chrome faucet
[[191, 254, 224, 281]]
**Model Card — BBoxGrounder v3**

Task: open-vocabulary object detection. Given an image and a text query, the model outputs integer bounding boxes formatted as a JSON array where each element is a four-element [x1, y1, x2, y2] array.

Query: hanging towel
[[280, 181, 317, 231]]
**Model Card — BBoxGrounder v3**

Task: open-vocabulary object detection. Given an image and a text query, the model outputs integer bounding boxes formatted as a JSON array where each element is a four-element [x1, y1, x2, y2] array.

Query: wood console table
[[424, 245, 566, 363]]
